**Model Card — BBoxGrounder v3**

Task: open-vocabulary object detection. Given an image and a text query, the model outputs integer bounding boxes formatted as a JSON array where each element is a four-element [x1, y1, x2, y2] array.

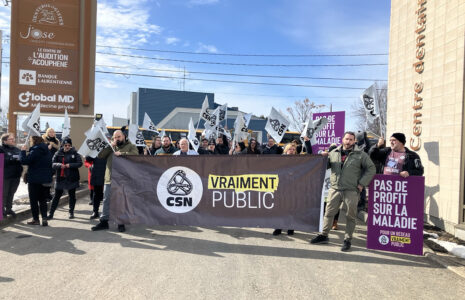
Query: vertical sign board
[[367, 175, 425, 256], [10, 0, 80, 114], [0, 154, 4, 221], [312, 111, 345, 154]]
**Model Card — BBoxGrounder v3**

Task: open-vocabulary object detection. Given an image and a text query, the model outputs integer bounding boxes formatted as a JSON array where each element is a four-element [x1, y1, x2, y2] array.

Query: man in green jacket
[[311, 131, 376, 251], [91, 130, 138, 232]]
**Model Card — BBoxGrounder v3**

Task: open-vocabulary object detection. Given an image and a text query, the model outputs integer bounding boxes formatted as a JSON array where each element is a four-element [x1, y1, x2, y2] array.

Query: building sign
[[411, 0, 427, 151], [10, 0, 80, 113]]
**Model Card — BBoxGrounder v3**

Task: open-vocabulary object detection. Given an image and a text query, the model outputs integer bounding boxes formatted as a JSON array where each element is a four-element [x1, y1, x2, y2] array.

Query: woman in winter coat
[[0, 133, 23, 217], [20, 136, 53, 226], [48, 137, 83, 219], [272, 137, 312, 236], [242, 138, 261, 155], [42, 128, 60, 157]]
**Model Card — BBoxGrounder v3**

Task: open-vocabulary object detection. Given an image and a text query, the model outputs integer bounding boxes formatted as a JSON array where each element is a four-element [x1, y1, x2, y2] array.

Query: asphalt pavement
[[1, 195, 465, 299]]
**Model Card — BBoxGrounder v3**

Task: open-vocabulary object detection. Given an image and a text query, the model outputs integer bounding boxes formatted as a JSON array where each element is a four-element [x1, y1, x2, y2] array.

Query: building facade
[[388, 0, 465, 236]]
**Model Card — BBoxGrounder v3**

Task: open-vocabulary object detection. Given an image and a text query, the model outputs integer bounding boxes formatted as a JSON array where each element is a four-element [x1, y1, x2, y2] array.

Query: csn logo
[[157, 167, 203, 213]]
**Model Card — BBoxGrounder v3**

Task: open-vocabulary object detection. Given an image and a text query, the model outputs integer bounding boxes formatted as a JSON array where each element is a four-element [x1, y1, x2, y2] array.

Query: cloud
[[97, 1, 162, 48], [197, 42, 218, 53], [165, 37, 180, 45]]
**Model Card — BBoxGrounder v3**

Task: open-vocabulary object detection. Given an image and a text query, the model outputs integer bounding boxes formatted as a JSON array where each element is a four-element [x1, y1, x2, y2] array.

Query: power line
[[96, 45, 389, 57], [96, 64, 387, 82], [95, 70, 375, 89], [96, 52, 388, 68]]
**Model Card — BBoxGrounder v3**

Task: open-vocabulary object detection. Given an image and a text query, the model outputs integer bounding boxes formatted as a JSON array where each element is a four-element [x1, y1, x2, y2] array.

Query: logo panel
[[19, 69, 36, 86], [157, 167, 203, 213]]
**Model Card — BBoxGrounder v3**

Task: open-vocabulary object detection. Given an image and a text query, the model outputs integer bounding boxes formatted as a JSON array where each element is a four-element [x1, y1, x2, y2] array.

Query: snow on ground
[[428, 238, 465, 259], [424, 231, 439, 239]]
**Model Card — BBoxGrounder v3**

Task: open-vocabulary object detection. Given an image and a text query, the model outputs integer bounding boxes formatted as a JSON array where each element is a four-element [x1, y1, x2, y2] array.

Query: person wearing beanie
[[369, 132, 424, 177], [47, 137, 83, 220]]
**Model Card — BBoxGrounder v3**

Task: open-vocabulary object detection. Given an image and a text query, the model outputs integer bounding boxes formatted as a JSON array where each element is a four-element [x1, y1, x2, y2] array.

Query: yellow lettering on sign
[[390, 236, 411, 244], [208, 174, 279, 193]]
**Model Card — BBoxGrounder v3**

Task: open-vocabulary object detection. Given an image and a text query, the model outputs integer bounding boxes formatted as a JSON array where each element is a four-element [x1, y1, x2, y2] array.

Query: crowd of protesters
[[1, 126, 424, 251]]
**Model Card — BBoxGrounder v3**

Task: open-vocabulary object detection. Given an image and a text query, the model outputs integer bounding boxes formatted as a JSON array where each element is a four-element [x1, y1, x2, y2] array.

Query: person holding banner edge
[[273, 137, 312, 236], [369, 133, 424, 177], [91, 129, 139, 232], [311, 131, 376, 251]]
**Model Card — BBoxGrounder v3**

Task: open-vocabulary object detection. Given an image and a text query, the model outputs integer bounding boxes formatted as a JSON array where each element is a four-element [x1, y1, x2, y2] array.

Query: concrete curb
[[423, 246, 465, 279], [0, 188, 89, 228]]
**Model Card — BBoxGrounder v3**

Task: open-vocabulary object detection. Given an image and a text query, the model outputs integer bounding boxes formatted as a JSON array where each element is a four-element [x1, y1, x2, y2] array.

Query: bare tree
[[351, 81, 387, 137], [286, 98, 326, 132], [0, 105, 8, 129]]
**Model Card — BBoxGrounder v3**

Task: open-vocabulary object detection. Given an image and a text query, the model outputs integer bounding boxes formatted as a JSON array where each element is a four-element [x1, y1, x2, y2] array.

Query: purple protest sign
[[0, 153, 3, 221], [367, 174, 425, 256], [312, 111, 345, 154]]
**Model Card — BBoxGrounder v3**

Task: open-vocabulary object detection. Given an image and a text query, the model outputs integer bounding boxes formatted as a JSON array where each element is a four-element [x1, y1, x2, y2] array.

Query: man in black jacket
[[369, 132, 424, 177], [0, 133, 23, 217], [214, 134, 230, 155], [261, 137, 283, 155]]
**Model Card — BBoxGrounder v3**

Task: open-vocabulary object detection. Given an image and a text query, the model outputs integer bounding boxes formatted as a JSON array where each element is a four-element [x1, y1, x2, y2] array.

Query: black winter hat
[[62, 137, 72, 145], [391, 133, 406, 145]]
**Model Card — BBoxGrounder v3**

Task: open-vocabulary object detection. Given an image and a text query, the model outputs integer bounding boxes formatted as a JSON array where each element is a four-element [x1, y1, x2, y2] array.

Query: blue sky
[[0, 0, 391, 131]]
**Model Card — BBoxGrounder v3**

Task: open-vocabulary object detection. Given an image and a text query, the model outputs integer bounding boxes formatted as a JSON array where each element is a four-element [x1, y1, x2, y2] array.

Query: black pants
[[3, 177, 20, 212], [93, 185, 103, 214], [28, 183, 49, 220], [50, 188, 76, 214]]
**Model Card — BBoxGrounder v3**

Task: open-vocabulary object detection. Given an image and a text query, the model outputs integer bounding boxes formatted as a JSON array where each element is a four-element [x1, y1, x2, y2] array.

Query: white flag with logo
[[21, 103, 40, 133], [204, 122, 231, 141], [78, 126, 110, 158], [234, 113, 248, 141], [243, 113, 252, 127], [26, 104, 41, 137], [142, 113, 158, 133], [265, 107, 290, 144], [159, 129, 166, 139], [62, 108, 71, 138], [216, 103, 228, 123], [208, 106, 220, 128], [300, 114, 328, 145], [188, 118, 200, 152], [361, 84, 379, 122], [94, 118, 109, 135], [200, 95, 211, 122], [128, 124, 146, 147]]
